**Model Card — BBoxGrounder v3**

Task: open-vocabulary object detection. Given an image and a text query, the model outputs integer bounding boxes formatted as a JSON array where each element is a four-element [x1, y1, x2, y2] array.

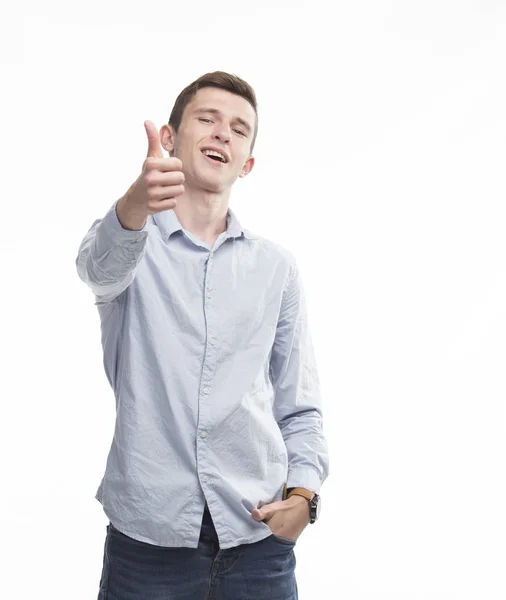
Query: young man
[[76, 71, 329, 600]]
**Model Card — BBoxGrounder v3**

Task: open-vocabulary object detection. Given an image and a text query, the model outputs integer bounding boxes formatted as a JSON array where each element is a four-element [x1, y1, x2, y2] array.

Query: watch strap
[[286, 487, 315, 501]]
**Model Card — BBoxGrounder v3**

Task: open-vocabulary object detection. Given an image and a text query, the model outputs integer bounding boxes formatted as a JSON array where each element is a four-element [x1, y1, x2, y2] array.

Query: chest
[[127, 233, 286, 341]]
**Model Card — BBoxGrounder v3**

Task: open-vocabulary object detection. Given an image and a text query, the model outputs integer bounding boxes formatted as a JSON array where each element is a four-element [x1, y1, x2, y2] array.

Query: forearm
[[75, 199, 148, 303], [278, 405, 329, 494]]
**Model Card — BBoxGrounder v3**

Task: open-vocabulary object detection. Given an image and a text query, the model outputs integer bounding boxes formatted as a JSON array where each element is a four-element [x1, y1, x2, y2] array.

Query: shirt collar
[[152, 208, 257, 242]]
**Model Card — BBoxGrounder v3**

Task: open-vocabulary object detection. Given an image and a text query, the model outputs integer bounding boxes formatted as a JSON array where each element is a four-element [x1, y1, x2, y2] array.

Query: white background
[[2, 1, 505, 598]]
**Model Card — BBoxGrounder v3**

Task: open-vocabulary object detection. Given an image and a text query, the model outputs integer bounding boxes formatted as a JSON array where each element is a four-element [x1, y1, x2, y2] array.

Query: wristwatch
[[309, 494, 320, 524], [286, 487, 321, 524]]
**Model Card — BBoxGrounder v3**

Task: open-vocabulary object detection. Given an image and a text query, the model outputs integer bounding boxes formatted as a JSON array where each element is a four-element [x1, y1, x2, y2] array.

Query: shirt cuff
[[286, 468, 322, 495], [106, 200, 148, 238], [91, 201, 148, 261]]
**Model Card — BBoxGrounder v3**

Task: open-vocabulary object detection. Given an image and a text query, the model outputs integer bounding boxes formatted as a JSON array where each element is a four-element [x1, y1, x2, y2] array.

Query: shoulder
[[243, 230, 298, 270], [240, 230, 302, 295]]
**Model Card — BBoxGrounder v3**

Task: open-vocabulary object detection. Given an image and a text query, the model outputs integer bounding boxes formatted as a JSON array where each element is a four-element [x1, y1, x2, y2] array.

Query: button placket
[[202, 251, 218, 388], [198, 249, 216, 491], [201, 250, 214, 397]]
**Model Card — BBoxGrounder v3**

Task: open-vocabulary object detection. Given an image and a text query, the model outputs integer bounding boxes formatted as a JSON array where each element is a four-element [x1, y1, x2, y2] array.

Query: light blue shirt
[[76, 200, 329, 549]]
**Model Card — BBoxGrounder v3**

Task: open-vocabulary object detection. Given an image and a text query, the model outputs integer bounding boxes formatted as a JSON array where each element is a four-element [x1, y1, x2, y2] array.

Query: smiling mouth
[[202, 149, 228, 163]]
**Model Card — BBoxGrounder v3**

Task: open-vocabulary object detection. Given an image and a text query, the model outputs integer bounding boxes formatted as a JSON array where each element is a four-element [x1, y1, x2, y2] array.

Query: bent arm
[[270, 263, 330, 494], [75, 200, 148, 304]]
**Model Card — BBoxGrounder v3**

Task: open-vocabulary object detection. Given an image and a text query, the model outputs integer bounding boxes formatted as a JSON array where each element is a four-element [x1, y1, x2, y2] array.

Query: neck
[[173, 183, 231, 247]]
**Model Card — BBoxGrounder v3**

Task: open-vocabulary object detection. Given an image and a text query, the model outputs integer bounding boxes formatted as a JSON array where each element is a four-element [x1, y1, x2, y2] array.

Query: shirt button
[[202, 475, 209, 483], [207, 293, 212, 299], [209, 339, 216, 346], [201, 431, 207, 438], [203, 386, 210, 395]]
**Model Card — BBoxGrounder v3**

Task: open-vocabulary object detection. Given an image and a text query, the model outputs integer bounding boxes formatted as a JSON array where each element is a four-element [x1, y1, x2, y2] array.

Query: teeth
[[203, 149, 226, 162]]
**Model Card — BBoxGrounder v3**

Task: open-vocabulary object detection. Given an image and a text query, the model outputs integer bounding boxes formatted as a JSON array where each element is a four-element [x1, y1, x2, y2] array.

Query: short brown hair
[[168, 71, 258, 151]]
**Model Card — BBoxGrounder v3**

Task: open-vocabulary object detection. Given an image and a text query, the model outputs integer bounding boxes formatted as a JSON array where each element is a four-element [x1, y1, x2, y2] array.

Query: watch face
[[311, 494, 321, 521]]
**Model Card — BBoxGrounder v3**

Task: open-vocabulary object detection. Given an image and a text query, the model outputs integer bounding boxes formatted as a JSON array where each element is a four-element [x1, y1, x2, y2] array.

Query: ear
[[239, 155, 255, 178], [160, 124, 176, 156]]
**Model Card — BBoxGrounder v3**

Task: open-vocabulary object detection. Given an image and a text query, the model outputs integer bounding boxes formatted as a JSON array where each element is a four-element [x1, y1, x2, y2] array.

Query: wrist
[[286, 487, 315, 502], [116, 195, 148, 231], [289, 494, 310, 506]]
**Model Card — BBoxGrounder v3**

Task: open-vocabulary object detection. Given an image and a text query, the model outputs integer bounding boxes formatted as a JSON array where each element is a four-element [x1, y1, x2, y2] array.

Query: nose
[[212, 124, 231, 143]]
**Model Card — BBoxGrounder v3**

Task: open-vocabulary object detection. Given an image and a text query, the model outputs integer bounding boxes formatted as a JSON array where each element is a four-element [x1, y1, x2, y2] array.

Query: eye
[[233, 129, 246, 136], [199, 118, 213, 124]]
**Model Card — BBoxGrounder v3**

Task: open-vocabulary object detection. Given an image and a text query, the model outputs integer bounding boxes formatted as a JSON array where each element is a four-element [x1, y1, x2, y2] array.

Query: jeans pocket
[[109, 522, 121, 534], [270, 532, 297, 546]]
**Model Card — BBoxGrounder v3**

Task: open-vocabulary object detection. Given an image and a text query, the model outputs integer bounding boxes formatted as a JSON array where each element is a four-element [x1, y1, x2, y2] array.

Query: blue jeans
[[97, 504, 298, 599]]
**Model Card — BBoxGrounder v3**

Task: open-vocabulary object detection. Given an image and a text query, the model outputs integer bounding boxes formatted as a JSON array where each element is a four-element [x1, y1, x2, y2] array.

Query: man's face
[[161, 87, 256, 193]]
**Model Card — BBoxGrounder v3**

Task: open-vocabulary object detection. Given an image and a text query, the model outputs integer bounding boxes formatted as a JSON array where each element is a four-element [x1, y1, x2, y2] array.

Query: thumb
[[251, 507, 265, 521], [252, 501, 277, 521], [144, 120, 164, 159]]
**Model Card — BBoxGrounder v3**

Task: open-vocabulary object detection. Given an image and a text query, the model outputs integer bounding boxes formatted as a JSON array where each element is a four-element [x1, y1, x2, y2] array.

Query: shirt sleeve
[[75, 200, 149, 304], [270, 262, 330, 495]]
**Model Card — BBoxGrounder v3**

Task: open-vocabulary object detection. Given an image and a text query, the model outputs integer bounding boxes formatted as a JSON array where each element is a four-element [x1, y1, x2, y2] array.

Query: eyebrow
[[194, 107, 252, 134]]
